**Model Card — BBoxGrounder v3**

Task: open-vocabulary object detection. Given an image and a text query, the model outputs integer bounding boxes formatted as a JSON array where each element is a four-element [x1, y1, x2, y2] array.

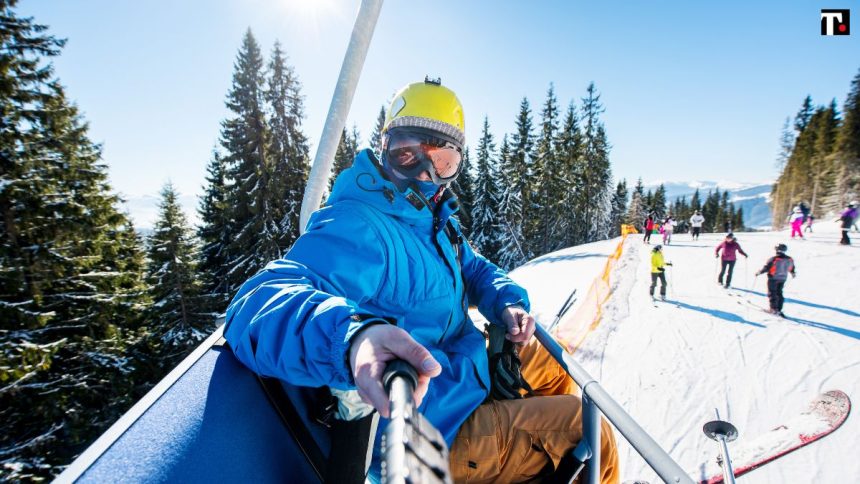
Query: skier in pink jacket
[[715, 233, 748, 289], [788, 207, 804, 239]]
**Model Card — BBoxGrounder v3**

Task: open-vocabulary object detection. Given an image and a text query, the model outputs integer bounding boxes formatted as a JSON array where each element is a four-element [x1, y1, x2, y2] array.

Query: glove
[[666, 262, 673, 266], [485, 324, 533, 401], [715, 254, 719, 259], [658, 267, 665, 272]]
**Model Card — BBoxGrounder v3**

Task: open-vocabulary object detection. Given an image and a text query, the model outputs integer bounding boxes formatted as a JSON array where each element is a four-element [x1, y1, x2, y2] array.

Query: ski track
[[514, 223, 860, 483]]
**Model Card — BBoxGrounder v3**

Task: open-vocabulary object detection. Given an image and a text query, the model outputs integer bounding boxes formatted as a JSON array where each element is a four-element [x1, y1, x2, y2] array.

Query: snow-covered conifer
[[451, 147, 475, 236], [470, 117, 501, 262], [266, 40, 309, 250], [146, 183, 210, 362], [197, 149, 233, 309], [220, 30, 280, 288], [370, 105, 386, 155], [0, 5, 148, 476]]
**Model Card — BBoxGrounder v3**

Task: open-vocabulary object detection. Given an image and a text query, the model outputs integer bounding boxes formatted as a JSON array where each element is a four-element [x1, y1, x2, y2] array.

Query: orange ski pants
[[450, 336, 620, 483]]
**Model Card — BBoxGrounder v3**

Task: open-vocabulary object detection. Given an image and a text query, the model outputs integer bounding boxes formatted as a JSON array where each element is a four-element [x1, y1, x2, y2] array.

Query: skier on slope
[[661, 215, 676, 245], [689, 210, 705, 240], [788, 206, 804, 239], [650, 245, 672, 301], [714, 233, 748, 289], [756, 243, 796, 317], [839, 201, 858, 245], [223, 79, 619, 483], [804, 213, 815, 233], [643, 212, 656, 244], [799, 201, 810, 223]]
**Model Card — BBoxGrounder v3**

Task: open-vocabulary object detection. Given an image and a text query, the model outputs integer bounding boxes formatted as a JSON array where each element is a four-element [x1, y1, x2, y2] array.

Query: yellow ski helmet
[[383, 77, 465, 149]]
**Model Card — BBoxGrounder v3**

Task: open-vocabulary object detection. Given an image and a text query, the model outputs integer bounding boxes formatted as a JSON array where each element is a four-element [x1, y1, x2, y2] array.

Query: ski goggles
[[384, 129, 463, 184]]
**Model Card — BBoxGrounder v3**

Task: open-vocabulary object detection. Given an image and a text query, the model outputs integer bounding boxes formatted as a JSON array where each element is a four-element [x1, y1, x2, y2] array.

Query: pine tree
[[450, 147, 475, 236], [531, 84, 561, 253], [625, 178, 646, 228], [644, 189, 654, 214], [578, 83, 613, 242], [265, 40, 309, 250], [776, 117, 795, 169], [702, 190, 720, 232], [810, 100, 840, 214], [497, 135, 527, 270], [772, 100, 838, 226], [609, 180, 628, 237], [329, 126, 359, 191], [834, 68, 860, 208], [558, 102, 585, 247], [470, 117, 501, 262], [370, 105, 386, 155], [734, 206, 745, 231], [771, 97, 818, 228], [0, 4, 148, 476], [652, 184, 667, 219], [508, 97, 536, 255], [197, 149, 232, 310], [221, 30, 279, 289], [795, 95, 814, 133], [146, 183, 210, 366], [588, 125, 614, 241], [690, 188, 702, 212]]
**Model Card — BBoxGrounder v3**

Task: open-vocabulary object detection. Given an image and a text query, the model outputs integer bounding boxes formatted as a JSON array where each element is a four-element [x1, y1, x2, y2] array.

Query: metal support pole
[[300, 0, 384, 234], [583, 394, 601, 484], [534, 324, 694, 484]]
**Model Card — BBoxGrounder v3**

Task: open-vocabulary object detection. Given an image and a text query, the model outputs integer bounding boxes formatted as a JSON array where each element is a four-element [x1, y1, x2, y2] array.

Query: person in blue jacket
[[224, 79, 619, 483]]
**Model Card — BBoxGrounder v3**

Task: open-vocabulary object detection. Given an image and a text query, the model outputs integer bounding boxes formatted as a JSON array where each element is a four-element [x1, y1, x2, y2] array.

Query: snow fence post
[[299, 0, 384, 234]]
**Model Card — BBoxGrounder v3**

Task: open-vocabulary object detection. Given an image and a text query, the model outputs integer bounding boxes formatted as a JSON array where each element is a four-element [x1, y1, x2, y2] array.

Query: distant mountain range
[[642, 181, 773, 229]]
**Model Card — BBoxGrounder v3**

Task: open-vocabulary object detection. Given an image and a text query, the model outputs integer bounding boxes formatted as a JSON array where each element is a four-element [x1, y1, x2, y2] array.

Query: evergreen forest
[[770, 69, 860, 227]]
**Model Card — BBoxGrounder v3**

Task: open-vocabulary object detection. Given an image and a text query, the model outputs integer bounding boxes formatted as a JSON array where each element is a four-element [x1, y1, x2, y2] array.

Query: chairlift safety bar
[[534, 323, 694, 484]]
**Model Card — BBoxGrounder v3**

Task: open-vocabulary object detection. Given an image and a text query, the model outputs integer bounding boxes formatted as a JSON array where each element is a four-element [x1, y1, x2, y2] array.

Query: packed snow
[[508, 221, 859, 483]]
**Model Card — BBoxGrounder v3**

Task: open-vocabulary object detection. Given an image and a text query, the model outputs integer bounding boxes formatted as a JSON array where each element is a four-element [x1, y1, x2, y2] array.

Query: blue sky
[[21, 1, 860, 200]]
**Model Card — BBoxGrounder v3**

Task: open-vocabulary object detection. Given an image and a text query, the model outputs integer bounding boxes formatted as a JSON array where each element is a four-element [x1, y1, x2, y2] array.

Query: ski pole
[[703, 409, 738, 484], [548, 288, 577, 332], [381, 360, 451, 484], [668, 264, 674, 299], [713, 255, 719, 281]]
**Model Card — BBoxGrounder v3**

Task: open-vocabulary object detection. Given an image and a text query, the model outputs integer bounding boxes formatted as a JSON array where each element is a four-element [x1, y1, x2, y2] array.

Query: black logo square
[[821, 9, 850, 35]]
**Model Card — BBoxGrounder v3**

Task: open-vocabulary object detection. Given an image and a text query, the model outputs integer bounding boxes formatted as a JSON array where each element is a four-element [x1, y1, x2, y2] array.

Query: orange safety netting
[[553, 224, 637, 354]]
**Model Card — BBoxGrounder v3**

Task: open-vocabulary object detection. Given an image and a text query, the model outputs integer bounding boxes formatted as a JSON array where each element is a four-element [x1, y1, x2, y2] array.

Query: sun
[[275, 0, 342, 19]]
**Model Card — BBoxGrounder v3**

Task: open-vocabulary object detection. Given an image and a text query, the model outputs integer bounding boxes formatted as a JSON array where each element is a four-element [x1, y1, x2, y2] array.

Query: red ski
[[699, 390, 851, 484]]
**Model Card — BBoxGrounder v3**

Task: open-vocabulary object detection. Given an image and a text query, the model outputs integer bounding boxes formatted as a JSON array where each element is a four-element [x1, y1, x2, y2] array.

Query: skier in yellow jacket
[[650, 245, 672, 300]]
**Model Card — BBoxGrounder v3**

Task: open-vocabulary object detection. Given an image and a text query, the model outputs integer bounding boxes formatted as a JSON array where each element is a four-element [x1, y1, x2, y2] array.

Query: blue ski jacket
[[224, 149, 529, 466]]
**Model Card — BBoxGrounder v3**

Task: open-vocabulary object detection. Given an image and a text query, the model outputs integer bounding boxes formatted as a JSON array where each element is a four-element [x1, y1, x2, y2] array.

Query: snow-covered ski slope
[[508, 222, 859, 483]]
